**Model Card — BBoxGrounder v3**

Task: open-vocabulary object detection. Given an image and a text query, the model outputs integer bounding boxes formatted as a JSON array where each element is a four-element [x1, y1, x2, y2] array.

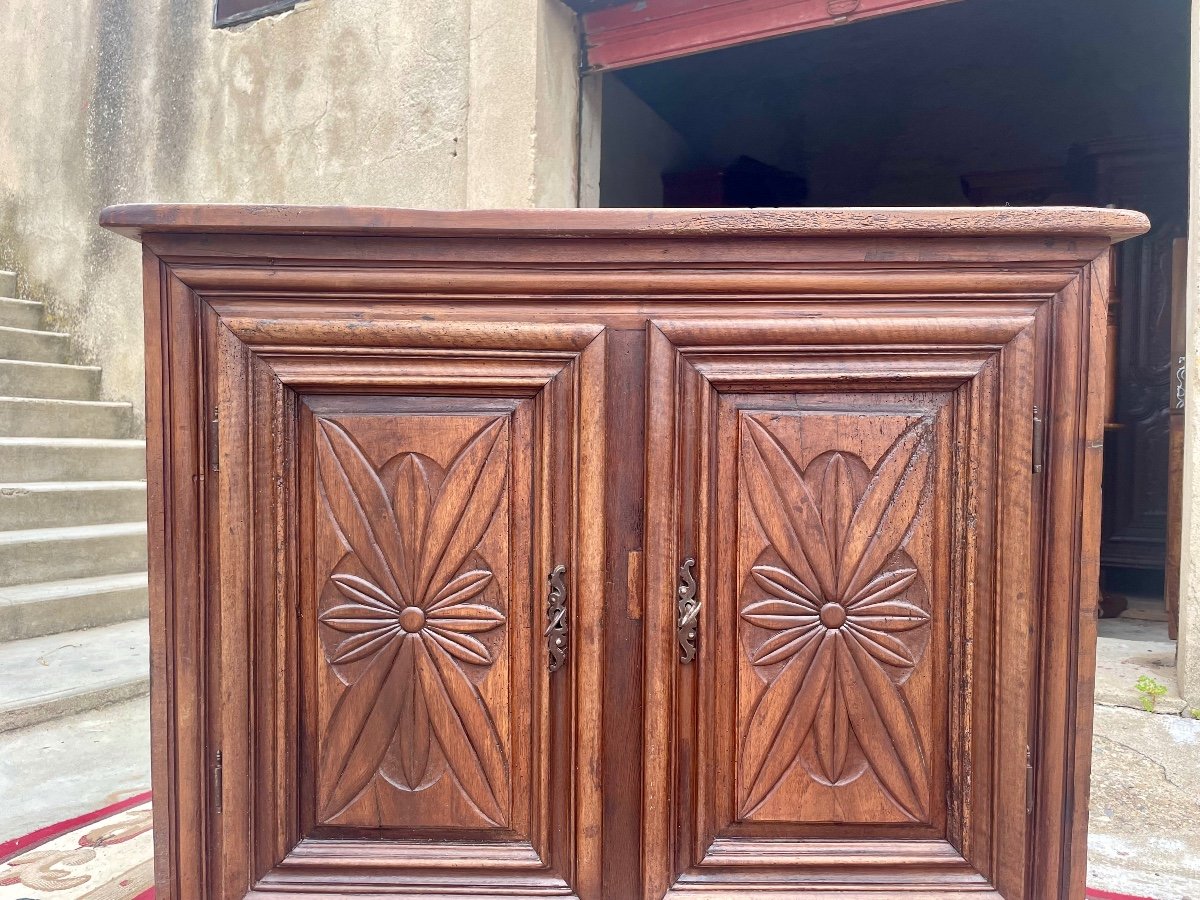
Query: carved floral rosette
[[313, 417, 511, 826], [738, 417, 934, 821]]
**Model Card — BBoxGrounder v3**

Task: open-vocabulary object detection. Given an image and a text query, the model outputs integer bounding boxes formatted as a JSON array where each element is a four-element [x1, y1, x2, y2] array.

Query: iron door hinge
[[1031, 406, 1045, 474], [1025, 745, 1034, 815], [209, 406, 220, 472], [213, 749, 223, 814]]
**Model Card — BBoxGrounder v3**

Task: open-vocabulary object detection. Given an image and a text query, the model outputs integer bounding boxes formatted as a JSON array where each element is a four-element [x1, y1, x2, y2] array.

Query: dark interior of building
[[597, 0, 1191, 621]]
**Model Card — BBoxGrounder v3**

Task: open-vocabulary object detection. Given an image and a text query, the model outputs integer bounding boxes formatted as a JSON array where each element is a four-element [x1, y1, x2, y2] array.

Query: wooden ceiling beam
[[582, 0, 964, 71]]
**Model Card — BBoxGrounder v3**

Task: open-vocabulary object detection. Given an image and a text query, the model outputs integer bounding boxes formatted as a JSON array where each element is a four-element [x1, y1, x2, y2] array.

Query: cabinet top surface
[[100, 204, 1149, 243]]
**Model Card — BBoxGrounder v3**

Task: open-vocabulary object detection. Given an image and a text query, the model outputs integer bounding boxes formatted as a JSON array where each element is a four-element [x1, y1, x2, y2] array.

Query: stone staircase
[[0, 268, 148, 734]]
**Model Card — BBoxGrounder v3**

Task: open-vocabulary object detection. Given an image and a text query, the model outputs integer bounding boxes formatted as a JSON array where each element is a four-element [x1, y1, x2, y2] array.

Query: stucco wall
[[0, 0, 580, 418]]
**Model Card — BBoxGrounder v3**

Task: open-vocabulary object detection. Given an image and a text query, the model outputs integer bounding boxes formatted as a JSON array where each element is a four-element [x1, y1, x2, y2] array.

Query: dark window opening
[[214, 0, 298, 28]]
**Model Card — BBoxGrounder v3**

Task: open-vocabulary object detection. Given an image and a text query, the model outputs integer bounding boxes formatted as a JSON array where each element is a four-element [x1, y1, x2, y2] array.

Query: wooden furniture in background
[[1088, 137, 1188, 576], [1165, 237, 1188, 638], [662, 156, 808, 207], [964, 137, 1188, 603], [103, 204, 1146, 899]]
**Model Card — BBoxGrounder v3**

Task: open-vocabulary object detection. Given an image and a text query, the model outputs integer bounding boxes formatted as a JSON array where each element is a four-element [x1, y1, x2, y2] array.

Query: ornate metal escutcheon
[[546, 564, 568, 672], [677, 557, 700, 663]]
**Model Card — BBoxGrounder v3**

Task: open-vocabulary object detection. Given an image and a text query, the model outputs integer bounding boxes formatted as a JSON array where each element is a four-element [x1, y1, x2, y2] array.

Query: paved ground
[[0, 696, 150, 840], [1088, 704, 1200, 898], [1095, 616, 1190, 714], [1088, 616, 1200, 899]]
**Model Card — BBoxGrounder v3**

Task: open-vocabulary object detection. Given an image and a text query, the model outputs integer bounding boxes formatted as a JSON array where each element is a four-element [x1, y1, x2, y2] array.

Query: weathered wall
[[0, 0, 580, 418]]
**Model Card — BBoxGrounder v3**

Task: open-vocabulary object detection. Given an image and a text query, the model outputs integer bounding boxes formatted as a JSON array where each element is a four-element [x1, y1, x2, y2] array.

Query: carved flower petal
[[392, 453, 436, 604], [331, 573, 401, 613], [848, 601, 930, 633], [416, 637, 508, 825], [819, 453, 855, 572], [316, 419, 408, 604], [743, 597, 817, 620], [382, 637, 445, 792], [427, 603, 505, 634], [751, 565, 821, 610], [742, 418, 837, 600], [750, 622, 822, 666], [427, 570, 494, 612], [812, 656, 851, 785], [835, 631, 929, 820], [320, 603, 400, 634], [845, 568, 918, 610], [331, 625, 403, 665], [416, 420, 508, 605], [742, 601, 820, 633], [740, 631, 836, 816], [846, 622, 918, 668], [318, 635, 410, 820], [425, 626, 492, 666]]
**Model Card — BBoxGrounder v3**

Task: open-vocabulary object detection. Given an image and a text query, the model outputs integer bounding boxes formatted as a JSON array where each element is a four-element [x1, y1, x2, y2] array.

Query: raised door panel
[[732, 403, 946, 830], [643, 312, 1042, 898], [304, 400, 527, 833], [200, 308, 606, 898]]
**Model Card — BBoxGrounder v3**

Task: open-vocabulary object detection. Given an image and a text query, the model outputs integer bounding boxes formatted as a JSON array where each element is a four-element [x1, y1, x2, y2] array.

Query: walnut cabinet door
[[642, 312, 1044, 898], [190, 302, 606, 896]]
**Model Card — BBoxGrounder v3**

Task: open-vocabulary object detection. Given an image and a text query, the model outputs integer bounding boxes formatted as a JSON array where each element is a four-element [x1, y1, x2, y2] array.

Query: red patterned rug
[[0, 792, 153, 899], [0, 798, 1159, 900]]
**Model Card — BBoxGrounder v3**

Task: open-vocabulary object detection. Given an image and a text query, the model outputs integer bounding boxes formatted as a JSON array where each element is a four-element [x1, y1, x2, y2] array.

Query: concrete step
[[0, 481, 146, 529], [0, 271, 15, 297], [0, 358, 101, 401], [0, 325, 72, 364], [0, 396, 133, 438], [0, 572, 148, 641], [0, 521, 147, 587], [0, 437, 145, 481], [0, 297, 43, 330], [0, 618, 149, 732]]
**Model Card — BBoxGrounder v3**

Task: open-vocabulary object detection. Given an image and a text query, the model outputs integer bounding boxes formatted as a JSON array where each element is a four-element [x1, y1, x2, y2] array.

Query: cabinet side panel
[[1069, 256, 1109, 895], [145, 260, 207, 900], [1031, 265, 1105, 900], [1067, 258, 1109, 897]]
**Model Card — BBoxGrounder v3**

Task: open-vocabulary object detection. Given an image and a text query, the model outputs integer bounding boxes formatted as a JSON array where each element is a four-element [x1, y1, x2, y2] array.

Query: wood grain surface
[[105, 205, 1146, 899]]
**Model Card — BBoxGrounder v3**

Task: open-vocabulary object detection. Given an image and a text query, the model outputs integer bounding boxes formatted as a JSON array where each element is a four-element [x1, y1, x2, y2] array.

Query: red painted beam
[[583, 0, 964, 71]]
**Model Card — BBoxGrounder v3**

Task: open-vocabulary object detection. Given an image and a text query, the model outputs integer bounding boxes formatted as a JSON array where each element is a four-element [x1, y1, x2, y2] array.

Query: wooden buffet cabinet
[[101, 205, 1147, 900]]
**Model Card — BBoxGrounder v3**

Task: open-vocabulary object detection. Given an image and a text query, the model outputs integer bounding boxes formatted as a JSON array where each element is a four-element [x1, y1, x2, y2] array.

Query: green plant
[[1134, 675, 1168, 712]]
